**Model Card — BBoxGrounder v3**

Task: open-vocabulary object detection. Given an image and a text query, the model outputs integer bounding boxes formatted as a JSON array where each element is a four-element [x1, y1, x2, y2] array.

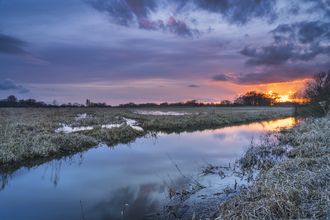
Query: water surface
[[0, 117, 298, 220]]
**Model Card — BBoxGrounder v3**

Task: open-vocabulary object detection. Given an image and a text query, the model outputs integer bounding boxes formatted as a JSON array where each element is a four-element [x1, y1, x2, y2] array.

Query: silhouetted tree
[[7, 95, 17, 103], [304, 70, 330, 115], [234, 91, 273, 106], [86, 99, 90, 107]]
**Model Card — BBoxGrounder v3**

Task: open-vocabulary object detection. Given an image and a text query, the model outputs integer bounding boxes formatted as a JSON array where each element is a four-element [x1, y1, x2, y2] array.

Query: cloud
[[0, 79, 30, 94], [0, 33, 30, 56], [240, 43, 296, 66], [190, 18, 199, 25], [240, 21, 330, 67], [190, 0, 278, 25], [214, 41, 230, 48], [305, 0, 330, 19], [85, 0, 157, 27], [138, 18, 161, 30], [289, 4, 300, 15], [188, 84, 199, 87], [297, 21, 329, 44], [85, 0, 277, 38], [212, 73, 229, 82], [270, 21, 330, 44], [167, 16, 201, 38], [211, 61, 330, 85], [240, 43, 315, 67], [85, 0, 201, 38]]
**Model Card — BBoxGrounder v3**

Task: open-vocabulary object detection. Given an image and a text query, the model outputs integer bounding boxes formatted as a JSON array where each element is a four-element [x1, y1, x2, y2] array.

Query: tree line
[[1, 70, 328, 110], [0, 96, 110, 108]]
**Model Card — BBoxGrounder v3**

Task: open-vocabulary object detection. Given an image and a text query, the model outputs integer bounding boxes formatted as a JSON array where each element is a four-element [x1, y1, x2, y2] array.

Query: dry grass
[[0, 108, 143, 165], [216, 115, 330, 219], [132, 107, 293, 132], [0, 107, 293, 166]]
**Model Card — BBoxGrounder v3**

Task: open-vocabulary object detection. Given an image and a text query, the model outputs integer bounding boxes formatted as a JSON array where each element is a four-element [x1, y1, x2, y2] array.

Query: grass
[[0, 107, 293, 166], [215, 114, 330, 219], [0, 108, 143, 165], [130, 107, 293, 132]]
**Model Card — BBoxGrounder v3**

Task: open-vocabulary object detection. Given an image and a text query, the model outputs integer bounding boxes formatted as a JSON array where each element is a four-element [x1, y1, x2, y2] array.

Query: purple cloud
[[0, 33, 30, 56], [0, 79, 30, 94]]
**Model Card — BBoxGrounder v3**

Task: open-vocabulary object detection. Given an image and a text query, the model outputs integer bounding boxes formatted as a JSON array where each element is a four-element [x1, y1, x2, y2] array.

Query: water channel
[[0, 117, 299, 220]]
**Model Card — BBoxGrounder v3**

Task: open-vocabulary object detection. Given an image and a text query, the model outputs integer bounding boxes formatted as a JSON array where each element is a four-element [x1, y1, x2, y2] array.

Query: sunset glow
[[0, 0, 329, 105]]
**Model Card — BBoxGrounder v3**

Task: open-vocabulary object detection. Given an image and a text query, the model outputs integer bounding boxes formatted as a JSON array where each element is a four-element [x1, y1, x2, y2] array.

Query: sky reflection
[[0, 117, 298, 220]]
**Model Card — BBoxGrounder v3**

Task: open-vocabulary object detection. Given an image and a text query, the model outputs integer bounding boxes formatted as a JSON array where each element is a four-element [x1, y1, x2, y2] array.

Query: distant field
[[125, 106, 294, 114]]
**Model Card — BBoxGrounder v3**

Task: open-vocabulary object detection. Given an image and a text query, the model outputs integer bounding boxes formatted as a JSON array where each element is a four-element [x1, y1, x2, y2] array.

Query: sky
[[0, 0, 329, 105]]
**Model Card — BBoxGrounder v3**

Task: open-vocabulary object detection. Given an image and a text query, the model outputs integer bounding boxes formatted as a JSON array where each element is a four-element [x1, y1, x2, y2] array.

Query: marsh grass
[[216, 115, 330, 219], [135, 108, 293, 132], [0, 107, 292, 166], [0, 108, 143, 165]]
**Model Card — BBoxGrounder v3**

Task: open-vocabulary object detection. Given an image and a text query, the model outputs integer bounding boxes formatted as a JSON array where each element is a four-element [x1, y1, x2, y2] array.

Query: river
[[0, 117, 299, 220]]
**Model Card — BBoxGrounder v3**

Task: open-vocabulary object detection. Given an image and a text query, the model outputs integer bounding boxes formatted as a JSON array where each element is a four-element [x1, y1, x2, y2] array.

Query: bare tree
[[304, 70, 330, 115], [52, 99, 58, 106]]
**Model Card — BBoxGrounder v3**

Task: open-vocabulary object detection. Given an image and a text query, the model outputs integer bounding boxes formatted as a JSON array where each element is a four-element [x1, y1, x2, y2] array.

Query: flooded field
[[0, 117, 298, 220]]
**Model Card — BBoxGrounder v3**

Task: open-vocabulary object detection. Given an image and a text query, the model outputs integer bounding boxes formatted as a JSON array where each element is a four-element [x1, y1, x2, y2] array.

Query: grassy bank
[[0, 107, 293, 166], [0, 108, 145, 165], [128, 106, 293, 132], [216, 115, 330, 219]]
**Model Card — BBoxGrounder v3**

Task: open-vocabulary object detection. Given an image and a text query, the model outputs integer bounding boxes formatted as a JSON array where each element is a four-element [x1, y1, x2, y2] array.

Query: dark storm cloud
[[270, 24, 292, 34], [85, 0, 157, 27], [240, 43, 296, 66], [289, 4, 300, 15], [0, 79, 30, 94], [0, 34, 29, 56], [297, 21, 329, 44], [85, 0, 200, 38], [188, 84, 199, 87], [240, 21, 330, 66], [190, 0, 278, 25], [240, 42, 330, 66], [270, 21, 330, 44], [211, 61, 330, 85], [85, 0, 278, 38], [167, 16, 201, 38], [304, 0, 330, 19]]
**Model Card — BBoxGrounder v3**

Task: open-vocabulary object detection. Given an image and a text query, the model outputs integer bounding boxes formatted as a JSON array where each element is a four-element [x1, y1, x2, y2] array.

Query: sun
[[266, 90, 308, 103]]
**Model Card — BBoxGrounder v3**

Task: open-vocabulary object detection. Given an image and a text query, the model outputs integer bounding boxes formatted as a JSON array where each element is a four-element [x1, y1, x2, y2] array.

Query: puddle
[[56, 118, 143, 133], [134, 110, 192, 115]]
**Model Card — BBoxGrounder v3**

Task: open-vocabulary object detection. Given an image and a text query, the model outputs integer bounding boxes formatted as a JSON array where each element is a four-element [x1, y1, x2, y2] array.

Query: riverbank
[[215, 114, 330, 219], [0, 107, 293, 165]]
